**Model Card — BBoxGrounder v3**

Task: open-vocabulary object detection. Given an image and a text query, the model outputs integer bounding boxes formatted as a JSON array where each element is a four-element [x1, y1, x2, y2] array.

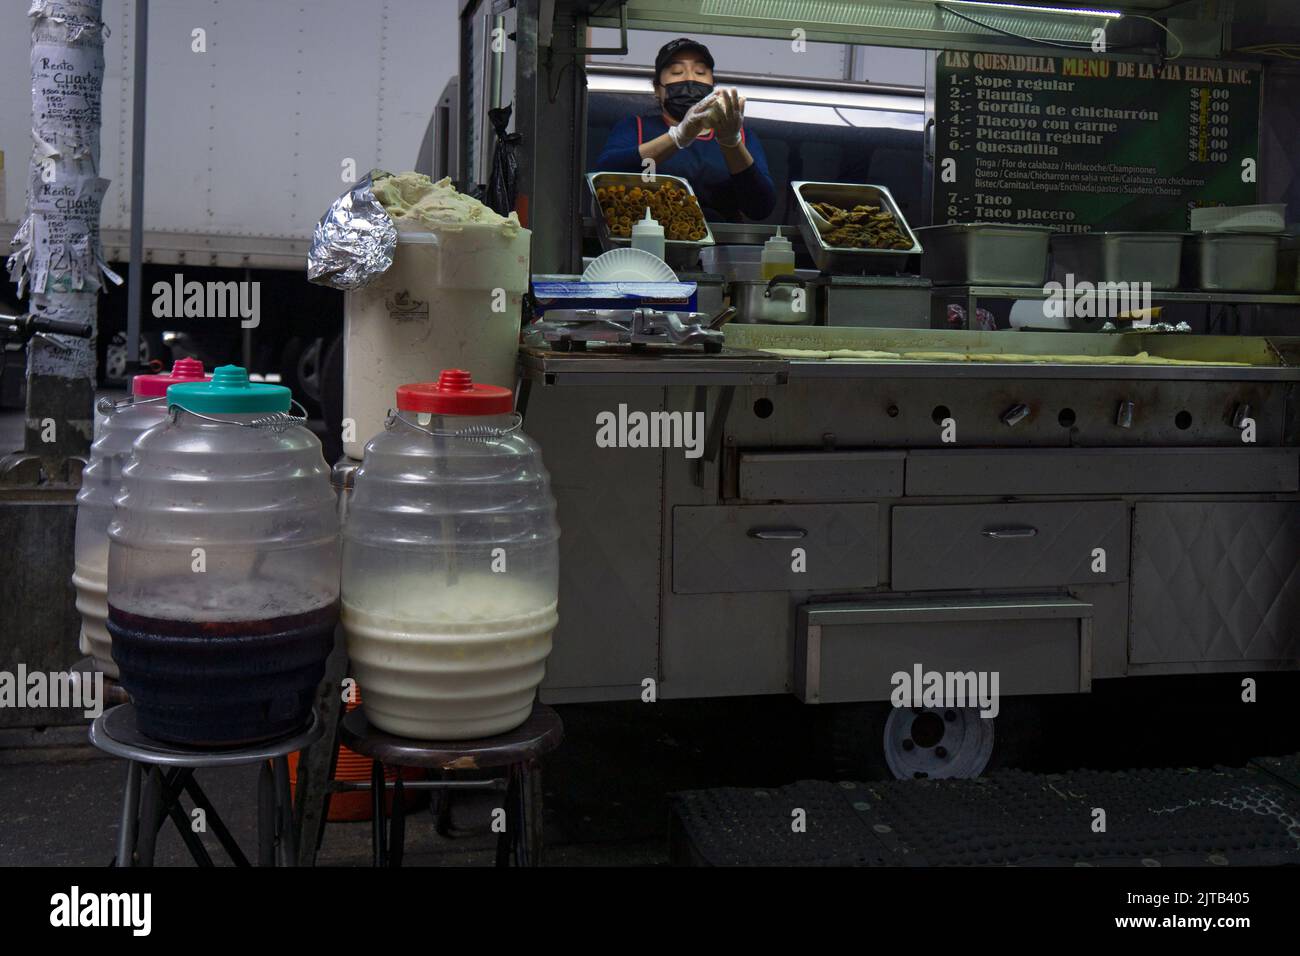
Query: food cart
[[456, 0, 1300, 777]]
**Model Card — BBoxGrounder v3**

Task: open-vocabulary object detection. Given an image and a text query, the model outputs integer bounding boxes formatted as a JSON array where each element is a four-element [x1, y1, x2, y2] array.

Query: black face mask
[[661, 80, 713, 121]]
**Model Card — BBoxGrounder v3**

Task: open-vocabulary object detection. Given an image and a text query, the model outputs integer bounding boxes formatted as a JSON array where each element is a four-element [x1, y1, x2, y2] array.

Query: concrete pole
[[2, 0, 114, 486]]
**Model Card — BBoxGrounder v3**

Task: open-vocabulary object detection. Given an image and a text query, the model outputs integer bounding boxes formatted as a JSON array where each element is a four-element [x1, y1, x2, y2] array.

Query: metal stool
[[90, 703, 322, 867], [339, 703, 563, 867]]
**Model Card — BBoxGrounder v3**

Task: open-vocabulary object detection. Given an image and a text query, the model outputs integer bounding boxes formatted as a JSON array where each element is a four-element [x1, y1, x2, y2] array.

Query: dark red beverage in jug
[[108, 602, 338, 746]]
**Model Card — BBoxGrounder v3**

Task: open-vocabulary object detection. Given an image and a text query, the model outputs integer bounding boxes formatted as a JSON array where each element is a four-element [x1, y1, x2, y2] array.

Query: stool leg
[[390, 769, 405, 867], [181, 775, 251, 866], [371, 759, 387, 868], [517, 759, 544, 868], [432, 774, 454, 838], [495, 768, 517, 868], [161, 769, 214, 867], [295, 624, 350, 866], [114, 761, 142, 867], [257, 759, 276, 866], [135, 767, 165, 867], [274, 754, 297, 867]]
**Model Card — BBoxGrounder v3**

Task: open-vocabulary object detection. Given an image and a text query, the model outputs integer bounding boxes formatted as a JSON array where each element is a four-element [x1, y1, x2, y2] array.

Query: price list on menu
[[934, 51, 1260, 232]]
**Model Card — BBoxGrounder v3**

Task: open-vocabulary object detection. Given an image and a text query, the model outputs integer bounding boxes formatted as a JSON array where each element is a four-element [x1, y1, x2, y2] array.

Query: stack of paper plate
[[581, 248, 678, 282], [1190, 204, 1287, 233]]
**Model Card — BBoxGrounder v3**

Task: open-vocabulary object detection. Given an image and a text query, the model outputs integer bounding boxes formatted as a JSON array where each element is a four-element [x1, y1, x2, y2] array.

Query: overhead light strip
[[942, 1, 1122, 18]]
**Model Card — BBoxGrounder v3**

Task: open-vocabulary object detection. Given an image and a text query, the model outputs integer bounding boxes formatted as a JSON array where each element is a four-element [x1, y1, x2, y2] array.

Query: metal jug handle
[[169, 398, 311, 432], [97, 394, 167, 416], [385, 408, 523, 440]]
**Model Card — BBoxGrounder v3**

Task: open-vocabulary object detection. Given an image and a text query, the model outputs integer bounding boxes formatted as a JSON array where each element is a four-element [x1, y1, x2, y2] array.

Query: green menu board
[[934, 51, 1261, 231]]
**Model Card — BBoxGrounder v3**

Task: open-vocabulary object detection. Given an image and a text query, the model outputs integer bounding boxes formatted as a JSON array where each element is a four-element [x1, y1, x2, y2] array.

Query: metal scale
[[526, 306, 734, 353]]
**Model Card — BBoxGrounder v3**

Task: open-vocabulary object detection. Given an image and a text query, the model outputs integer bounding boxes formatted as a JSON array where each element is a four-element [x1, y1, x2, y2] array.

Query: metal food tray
[[1184, 232, 1280, 292], [587, 171, 715, 272], [791, 181, 922, 275], [1050, 232, 1187, 291], [914, 223, 1051, 287]]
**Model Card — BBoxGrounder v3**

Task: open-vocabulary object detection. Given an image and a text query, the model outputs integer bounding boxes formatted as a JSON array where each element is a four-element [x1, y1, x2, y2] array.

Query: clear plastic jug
[[107, 365, 340, 745], [73, 358, 209, 677], [342, 369, 559, 739]]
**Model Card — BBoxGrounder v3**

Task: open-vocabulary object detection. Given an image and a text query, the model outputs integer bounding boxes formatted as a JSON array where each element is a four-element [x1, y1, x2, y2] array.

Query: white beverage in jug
[[343, 572, 558, 740]]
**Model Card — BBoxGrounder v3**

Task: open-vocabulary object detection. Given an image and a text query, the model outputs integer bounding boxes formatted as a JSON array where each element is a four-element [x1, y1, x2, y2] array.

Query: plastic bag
[[485, 104, 520, 217]]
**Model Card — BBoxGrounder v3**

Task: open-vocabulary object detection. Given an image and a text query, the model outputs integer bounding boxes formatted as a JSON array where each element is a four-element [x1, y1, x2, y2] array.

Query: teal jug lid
[[167, 365, 291, 414]]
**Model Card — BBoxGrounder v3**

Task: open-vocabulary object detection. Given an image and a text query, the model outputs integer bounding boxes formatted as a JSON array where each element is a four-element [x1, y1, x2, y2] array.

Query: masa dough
[[761, 346, 1251, 367], [373, 172, 521, 236]]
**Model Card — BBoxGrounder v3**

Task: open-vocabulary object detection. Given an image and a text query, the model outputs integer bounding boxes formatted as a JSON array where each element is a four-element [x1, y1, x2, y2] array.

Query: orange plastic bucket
[[287, 696, 424, 822]]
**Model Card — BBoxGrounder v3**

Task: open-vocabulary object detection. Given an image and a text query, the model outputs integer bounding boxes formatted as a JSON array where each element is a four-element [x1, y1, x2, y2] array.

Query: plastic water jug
[[73, 358, 209, 677], [342, 369, 559, 739], [107, 366, 340, 745]]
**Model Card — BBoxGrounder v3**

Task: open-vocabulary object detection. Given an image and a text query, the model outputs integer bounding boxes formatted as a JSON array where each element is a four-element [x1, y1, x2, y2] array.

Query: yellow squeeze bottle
[[761, 226, 795, 280]]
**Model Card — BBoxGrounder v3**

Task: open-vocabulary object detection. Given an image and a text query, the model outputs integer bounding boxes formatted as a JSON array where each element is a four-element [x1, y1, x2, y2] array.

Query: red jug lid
[[396, 369, 513, 416], [131, 357, 210, 398]]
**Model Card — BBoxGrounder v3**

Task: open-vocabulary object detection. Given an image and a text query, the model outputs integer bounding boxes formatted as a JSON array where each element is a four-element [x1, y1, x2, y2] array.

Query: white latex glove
[[668, 91, 721, 149], [712, 88, 745, 147]]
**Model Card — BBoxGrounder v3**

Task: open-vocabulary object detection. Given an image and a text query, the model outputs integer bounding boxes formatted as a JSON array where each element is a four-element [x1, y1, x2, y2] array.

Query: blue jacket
[[594, 113, 776, 222]]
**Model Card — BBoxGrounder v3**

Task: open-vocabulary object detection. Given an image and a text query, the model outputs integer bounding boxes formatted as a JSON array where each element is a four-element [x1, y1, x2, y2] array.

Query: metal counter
[[519, 331, 1300, 707]]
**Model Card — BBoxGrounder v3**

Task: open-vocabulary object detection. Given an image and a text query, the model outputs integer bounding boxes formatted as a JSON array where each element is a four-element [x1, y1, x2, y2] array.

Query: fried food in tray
[[595, 180, 708, 242], [810, 200, 913, 250]]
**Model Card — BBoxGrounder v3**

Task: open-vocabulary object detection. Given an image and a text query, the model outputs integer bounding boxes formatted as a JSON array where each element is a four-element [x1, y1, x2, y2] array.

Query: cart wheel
[[553, 339, 572, 352], [571, 339, 588, 351], [883, 706, 994, 780], [702, 341, 722, 353], [826, 702, 996, 781]]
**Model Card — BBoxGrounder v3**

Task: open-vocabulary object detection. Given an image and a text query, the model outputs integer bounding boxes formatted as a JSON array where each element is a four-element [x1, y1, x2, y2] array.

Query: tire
[[280, 336, 325, 415], [825, 701, 1004, 781], [101, 330, 165, 384], [823, 702, 892, 781]]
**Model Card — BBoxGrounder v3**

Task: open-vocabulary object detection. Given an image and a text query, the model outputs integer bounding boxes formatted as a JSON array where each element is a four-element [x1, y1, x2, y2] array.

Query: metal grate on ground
[[669, 762, 1300, 866]]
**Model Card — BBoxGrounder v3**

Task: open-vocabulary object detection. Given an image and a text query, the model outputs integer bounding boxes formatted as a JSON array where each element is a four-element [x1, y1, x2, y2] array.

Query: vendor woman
[[594, 37, 776, 223]]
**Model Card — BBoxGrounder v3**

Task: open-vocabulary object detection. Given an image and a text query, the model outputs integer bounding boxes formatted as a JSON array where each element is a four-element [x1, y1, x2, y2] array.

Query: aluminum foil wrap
[[307, 170, 397, 290]]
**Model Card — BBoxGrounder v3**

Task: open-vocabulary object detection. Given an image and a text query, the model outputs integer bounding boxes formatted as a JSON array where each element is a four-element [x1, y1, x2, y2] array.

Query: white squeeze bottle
[[761, 226, 796, 280], [631, 208, 666, 261]]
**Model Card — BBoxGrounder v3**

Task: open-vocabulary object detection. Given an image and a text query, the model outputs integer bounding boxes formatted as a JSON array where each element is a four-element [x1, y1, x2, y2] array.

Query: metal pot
[[729, 275, 812, 324]]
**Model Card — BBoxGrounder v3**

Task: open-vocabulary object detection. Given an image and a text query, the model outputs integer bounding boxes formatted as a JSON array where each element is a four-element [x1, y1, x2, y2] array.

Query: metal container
[[1276, 235, 1300, 293], [701, 244, 762, 281], [1050, 232, 1186, 290], [587, 171, 715, 272], [1184, 232, 1279, 292], [914, 224, 1050, 287], [813, 275, 932, 329], [729, 276, 812, 325], [685, 272, 728, 315], [791, 181, 922, 275], [699, 243, 820, 282]]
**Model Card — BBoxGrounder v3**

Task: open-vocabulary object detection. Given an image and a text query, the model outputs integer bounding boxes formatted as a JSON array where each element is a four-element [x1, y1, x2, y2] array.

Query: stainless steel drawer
[[891, 502, 1129, 591], [672, 504, 879, 594], [796, 595, 1092, 703], [737, 450, 904, 501]]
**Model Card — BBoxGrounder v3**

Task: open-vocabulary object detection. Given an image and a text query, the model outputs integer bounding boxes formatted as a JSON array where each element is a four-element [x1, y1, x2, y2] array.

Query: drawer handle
[[748, 527, 808, 540], [982, 526, 1038, 539]]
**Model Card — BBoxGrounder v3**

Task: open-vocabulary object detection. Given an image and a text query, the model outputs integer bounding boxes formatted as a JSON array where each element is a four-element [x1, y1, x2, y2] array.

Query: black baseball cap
[[654, 38, 714, 81]]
